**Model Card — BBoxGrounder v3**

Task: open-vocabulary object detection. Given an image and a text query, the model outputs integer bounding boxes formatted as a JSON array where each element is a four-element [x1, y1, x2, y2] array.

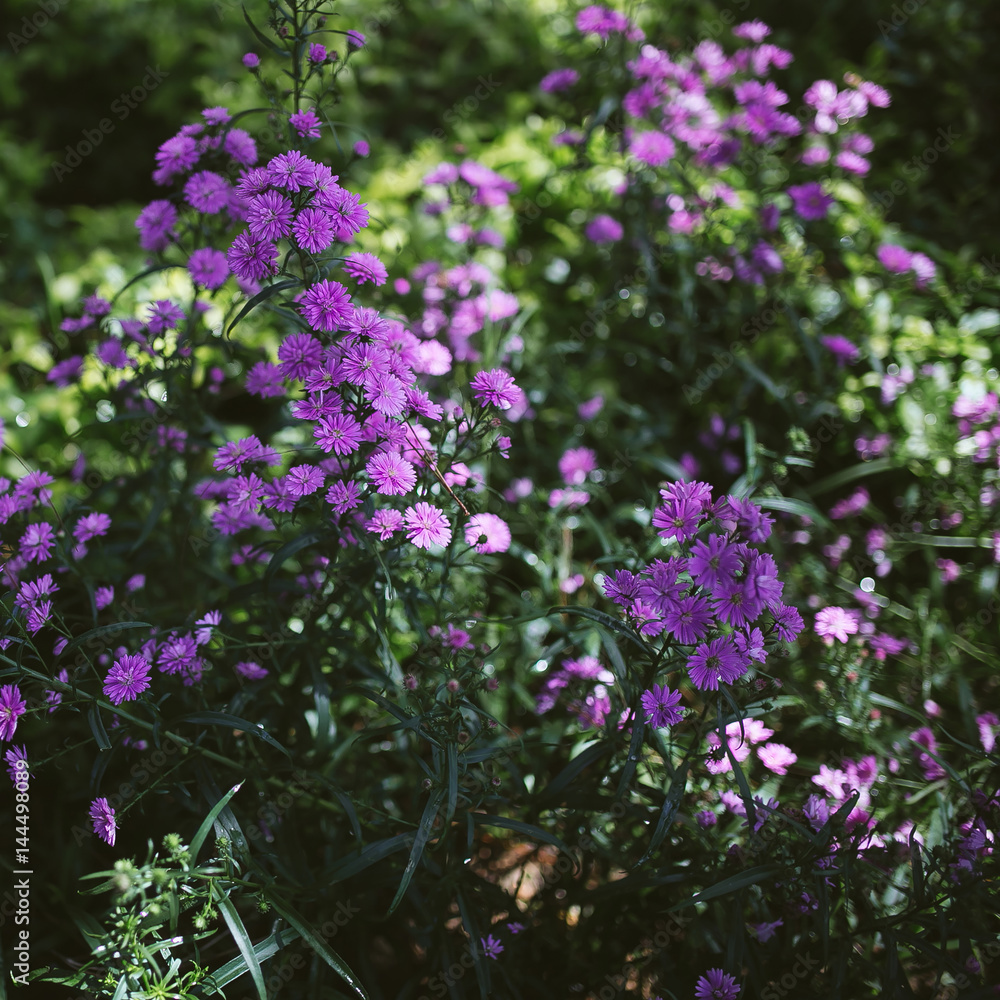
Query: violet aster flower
[[343, 251, 388, 286], [136, 199, 178, 251], [5, 745, 30, 786], [470, 368, 521, 410], [318, 186, 369, 239], [540, 67, 579, 93], [188, 247, 230, 290], [267, 150, 313, 192], [559, 447, 598, 486], [314, 413, 363, 455], [481, 935, 504, 959], [21, 522, 56, 562], [104, 653, 152, 705], [757, 743, 797, 775], [0, 685, 27, 741], [290, 108, 322, 139], [749, 919, 783, 943], [184, 170, 230, 213], [464, 512, 511, 553], [326, 480, 363, 515], [787, 182, 834, 220], [235, 661, 268, 680], [584, 214, 624, 245], [662, 594, 714, 645], [821, 334, 860, 367], [367, 452, 417, 496], [227, 231, 279, 282], [687, 636, 746, 690], [641, 684, 684, 728], [299, 279, 353, 331], [630, 130, 676, 166], [877, 243, 913, 274], [694, 968, 741, 999], [366, 509, 404, 539], [224, 128, 257, 166], [814, 606, 860, 643], [247, 190, 294, 242], [404, 502, 452, 549], [242, 52, 260, 69], [292, 207, 337, 254], [89, 797, 117, 846]]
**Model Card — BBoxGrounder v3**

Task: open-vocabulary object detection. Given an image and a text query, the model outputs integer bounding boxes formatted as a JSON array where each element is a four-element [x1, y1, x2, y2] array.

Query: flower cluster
[[603, 481, 803, 691]]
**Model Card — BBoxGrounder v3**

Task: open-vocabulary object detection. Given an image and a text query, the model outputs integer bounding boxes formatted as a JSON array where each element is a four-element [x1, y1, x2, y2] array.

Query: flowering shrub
[[2, 2, 999, 999]]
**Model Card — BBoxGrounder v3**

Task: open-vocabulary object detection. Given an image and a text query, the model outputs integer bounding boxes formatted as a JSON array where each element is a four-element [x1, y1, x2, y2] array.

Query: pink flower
[[814, 606, 860, 643], [558, 447, 597, 486], [464, 513, 511, 553], [403, 502, 452, 549]]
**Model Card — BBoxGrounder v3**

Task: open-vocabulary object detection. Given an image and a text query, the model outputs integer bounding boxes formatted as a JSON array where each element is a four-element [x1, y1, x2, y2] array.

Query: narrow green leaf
[[87, 703, 112, 751], [63, 621, 152, 658], [389, 790, 444, 915], [808, 457, 895, 495], [205, 928, 300, 990], [241, 6, 288, 55], [535, 741, 613, 805], [226, 278, 300, 336], [324, 833, 411, 882], [265, 528, 325, 588], [179, 711, 290, 757], [670, 864, 780, 909], [190, 781, 244, 863], [212, 883, 266, 1000], [636, 743, 696, 866], [266, 892, 370, 1000], [755, 495, 833, 531], [444, 742, 459, 829], [554, 604, 649, 651]]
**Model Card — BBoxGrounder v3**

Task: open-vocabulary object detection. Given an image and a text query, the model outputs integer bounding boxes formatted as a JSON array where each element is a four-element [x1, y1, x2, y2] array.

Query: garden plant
[[0, 1, 998, 999]]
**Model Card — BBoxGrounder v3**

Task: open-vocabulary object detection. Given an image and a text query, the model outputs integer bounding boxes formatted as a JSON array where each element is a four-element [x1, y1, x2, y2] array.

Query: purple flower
[[267, 150, 314, 192], [236, 661, 268, 680], [224, 128, 257, 166], [558, 447, 597, 486], [300, 279, 353, 331], [89, 797, 117, 846], [5, 745, 30, 786], [0, 685, 27, 741], [292, 207, 337, 254], [651, 498, 703, 542], [353, 140, 370, 157], [757, 743, 797, 775], [688, 534, 740, 594], [641, 684, 684, 728], [733, 20, 770, 42], [317, 186, 369, 239], [184, 170, 230, 213], [687, 636, 746, 691], [242, 52, 260, 69], [877, 244, 913, 274], [247, 191, 294, 242], [308, 42, 327, 63], [314, 413, 363, 455], [188, 248, 230, 290], [464, 513, 511, 554], [227, 231, 279, 282], [104, 654, 152, 705], [694, 968, 741, 1000], [346, 30, 365, 47], [343, 251, 387, 286], [470, 368, 521, 410], [662, 595, 714, 645], [21, 522, 56, 562], [136, 199, 178, 251], [290, 108, 322, 139], [821, 334, 860, 367], [367, 452, 417, 496], [787, 182, 834, 221], [540, 67, 579, 93], [403, 502, 452, 549], [749, 919, 783, 943], [481, 934, 503, 959], [285, 465, 325, 497], [630, 130, 676, 167], [153, 134, 199, 184], [585, 214, 623, 244], [366, 509, 404, 539]]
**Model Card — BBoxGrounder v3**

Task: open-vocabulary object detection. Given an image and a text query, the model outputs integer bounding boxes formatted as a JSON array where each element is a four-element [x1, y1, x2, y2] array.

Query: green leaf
[[555, 604, 648, 652], [535, 741, 613, 805], [226, 278, 300, 336], [636, 743, 696, 866], [325, 833, 412, 882], [205, 927, 301, 991], [389, 790, 444, 915], [265, 528, 326, 589], [808, 457, 895, 495], [179, 711, 291, 757], [87, 703, 112, 751], [62, 621, 152, 658], [241, 6, 288, 55], [190, 781, 244, 863], [670, 864, 780, 910], [755, 495, 833, 531], [212, 883, 267, 1000], [266, 892, 370, 1000]]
